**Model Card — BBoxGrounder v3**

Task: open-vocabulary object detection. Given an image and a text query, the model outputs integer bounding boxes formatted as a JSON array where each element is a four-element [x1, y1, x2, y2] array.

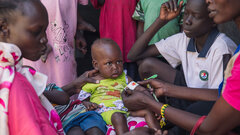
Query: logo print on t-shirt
[[199, 70, 209, 81]]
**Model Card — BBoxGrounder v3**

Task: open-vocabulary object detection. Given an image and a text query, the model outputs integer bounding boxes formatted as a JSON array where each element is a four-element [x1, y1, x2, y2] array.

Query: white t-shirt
[[155, 29, 237, 89]]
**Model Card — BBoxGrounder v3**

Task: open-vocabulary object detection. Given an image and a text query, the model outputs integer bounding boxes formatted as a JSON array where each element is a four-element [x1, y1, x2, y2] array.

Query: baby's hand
[[82, 101, 102, 111]]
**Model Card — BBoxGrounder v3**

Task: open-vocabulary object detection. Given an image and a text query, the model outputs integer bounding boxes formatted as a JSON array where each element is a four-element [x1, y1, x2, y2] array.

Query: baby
[[78, 38, 160, 135]]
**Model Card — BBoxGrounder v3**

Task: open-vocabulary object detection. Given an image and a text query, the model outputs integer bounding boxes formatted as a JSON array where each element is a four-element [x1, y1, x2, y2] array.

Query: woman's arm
[[61, 69, 99, 96], [165, 85, 218, 101], [149, 96, 240, 134], [139, 79, 218, 101], [122, 91, 240, 134]]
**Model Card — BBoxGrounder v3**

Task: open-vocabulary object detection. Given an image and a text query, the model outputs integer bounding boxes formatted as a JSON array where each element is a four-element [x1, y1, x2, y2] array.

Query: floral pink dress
[[23, 0, 88, 87]]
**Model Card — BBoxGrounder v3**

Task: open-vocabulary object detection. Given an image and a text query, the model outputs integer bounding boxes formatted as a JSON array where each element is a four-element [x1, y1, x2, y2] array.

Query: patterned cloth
[[79, 72, 148, 133], [106, 116, 148, 135], [0, 42, 64, 135], [222, 51, 240, 111], [55, 100, 87, 129], [23, 0, 88, 87], [49, 85, 107, 134]]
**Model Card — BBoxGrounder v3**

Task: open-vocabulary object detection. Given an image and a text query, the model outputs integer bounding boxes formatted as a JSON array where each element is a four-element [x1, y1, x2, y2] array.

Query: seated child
[[44, 82, 107, 135], [78, 38, 160, 135], [127, 0, 237, 110]]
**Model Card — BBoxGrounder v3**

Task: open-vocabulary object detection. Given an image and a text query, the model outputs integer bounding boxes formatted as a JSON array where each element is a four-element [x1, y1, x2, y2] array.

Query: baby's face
[[94, 47, 123, 79]]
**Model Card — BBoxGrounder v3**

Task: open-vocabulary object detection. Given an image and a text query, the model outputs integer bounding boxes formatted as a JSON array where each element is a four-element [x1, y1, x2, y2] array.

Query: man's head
[[182, 0, 215, 38]]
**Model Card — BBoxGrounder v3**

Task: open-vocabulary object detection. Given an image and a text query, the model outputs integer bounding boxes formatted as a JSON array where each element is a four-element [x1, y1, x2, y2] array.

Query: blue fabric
[[64, 111, 107, 134], [234, 45, 240, 54], [218, 44, 240, 96]]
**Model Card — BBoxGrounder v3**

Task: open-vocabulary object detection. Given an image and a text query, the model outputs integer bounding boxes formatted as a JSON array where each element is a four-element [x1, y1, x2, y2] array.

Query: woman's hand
[[62, 69, 99, 96], [75, 30, 88, 55], [76, 15, 96, 55], [159, 0, 184, 22], [138, 79, 171, 97], [122, 90, 154, 111], [73, 69, 99, 90]]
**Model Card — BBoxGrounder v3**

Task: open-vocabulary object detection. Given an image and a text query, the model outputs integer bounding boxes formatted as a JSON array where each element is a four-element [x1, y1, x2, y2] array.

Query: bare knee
[[111, 112, 126, 123], [67, 126, 84, 135], [138, 57, 158, 79], [85, 127, 104, 135]]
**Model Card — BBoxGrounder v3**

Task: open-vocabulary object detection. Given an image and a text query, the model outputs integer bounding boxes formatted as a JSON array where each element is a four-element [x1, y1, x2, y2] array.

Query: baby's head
[[91, 38, 123, 79], [0, 0, 48, 61], [182, 0, 215, 38]]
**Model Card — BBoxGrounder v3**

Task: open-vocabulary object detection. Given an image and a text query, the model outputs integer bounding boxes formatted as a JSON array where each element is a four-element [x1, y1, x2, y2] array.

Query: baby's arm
[[43, 85, 70, 105]]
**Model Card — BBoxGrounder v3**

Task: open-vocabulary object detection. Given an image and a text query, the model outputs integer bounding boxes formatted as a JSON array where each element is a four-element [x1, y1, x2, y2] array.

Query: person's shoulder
[[212, 33, 237, 53], [166, 32, 189, 45], [215, 33, 236, 46], [155, 32, 188, 48]]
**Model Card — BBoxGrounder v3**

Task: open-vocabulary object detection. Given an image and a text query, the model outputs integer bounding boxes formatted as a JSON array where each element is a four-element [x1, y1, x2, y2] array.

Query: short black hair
[[0, 0, 40, 23], [0, 1, 17, 23], [93, 38, 119, 47]]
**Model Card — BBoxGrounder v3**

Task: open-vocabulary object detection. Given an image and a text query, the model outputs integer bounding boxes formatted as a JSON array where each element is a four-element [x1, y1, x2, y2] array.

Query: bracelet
[[190, 116, 207, 135], [160, 104, 169, 128]]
